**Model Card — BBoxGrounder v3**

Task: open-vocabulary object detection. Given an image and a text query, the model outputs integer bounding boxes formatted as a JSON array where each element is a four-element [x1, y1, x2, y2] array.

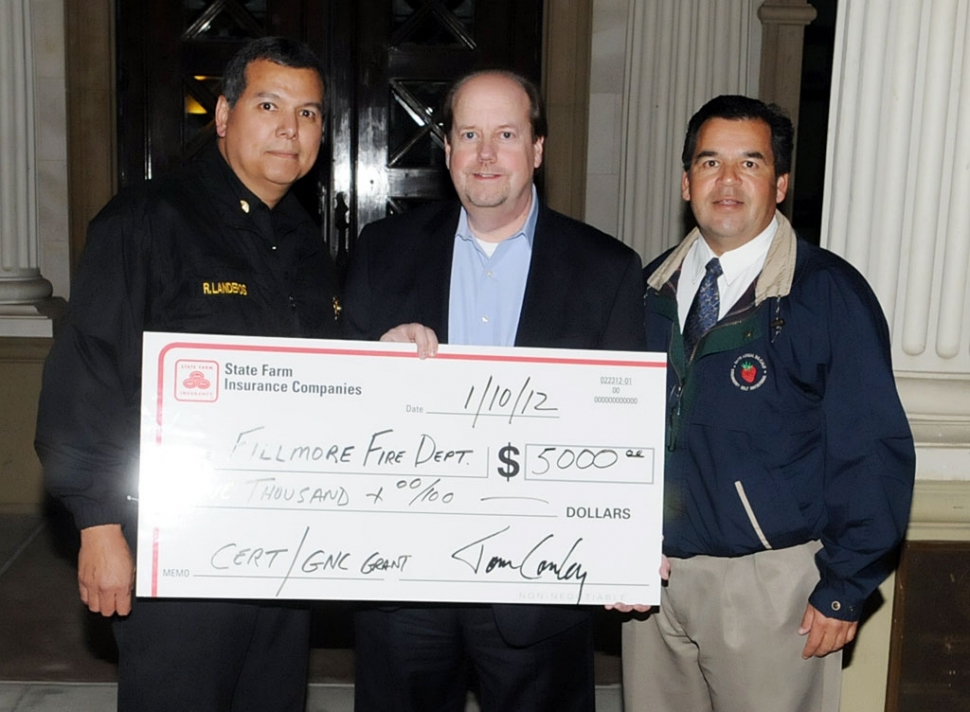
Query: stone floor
[[0, 683, 360, 712], [0, 509, 623, 711]]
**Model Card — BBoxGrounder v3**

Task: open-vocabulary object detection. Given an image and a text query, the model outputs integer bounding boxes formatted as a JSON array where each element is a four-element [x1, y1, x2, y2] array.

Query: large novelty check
[[136, 332, 667, 606]]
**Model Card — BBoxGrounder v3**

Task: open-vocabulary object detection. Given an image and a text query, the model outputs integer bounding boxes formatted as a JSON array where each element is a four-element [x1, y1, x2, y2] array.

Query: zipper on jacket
[[665, 320, 686, 450], [688, 308, 754, 362], [668, 303, 762, 450], [667, 382, 682, 451]]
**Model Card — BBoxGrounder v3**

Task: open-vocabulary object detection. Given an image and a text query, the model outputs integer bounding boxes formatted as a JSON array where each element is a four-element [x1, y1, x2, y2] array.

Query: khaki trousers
[[622, 542, 843, 712]]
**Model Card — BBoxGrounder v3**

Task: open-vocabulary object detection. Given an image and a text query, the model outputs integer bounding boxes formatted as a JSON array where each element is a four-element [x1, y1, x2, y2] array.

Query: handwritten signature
[[451, 527, 588, 604]]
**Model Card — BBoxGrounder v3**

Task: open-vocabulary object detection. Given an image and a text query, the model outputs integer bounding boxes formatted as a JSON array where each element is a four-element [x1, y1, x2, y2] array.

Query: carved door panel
[[116, 0, 542, 264]]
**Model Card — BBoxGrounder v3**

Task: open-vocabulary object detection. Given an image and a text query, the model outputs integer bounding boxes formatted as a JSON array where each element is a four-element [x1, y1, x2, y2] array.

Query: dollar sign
[[497, 443, 520, 480]]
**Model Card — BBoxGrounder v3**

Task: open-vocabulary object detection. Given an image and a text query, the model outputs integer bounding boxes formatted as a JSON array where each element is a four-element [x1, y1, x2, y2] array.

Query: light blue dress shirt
[[447, 186, 539, 347]]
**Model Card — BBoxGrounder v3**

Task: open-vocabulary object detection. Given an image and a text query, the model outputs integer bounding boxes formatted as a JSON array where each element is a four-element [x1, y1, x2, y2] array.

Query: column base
[[0, 298, 66, 338], [0, 273, 54, 305]]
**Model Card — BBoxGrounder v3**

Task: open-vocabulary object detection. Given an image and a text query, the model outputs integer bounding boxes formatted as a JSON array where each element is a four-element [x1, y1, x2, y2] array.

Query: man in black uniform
[[35, 37, 339, 712]]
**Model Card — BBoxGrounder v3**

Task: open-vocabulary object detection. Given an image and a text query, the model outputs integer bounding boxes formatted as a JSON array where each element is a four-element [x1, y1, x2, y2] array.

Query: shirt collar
[[455, 184, 539, 249], [688, 215, 778, 287]]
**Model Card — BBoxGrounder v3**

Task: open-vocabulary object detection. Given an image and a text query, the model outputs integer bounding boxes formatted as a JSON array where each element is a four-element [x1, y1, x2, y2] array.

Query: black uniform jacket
[[36, 146, 340, 535], [343, 198, 645, 646]]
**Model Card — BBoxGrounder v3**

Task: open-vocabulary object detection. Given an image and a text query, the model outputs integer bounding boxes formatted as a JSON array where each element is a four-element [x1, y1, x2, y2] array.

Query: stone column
[[757, 0, 816, 216], [822, 0, 970, 451], [822, 4, 970, 709], [0, 0, 55, 335], [617, 0, 763, 259]]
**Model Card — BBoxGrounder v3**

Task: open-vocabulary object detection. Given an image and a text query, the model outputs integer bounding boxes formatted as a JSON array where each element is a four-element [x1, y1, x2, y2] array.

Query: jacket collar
[[197, 143, 314, 241], [646, 212, 798, 304], [515, 200, 571, 346], [420, 202, 463, 343]]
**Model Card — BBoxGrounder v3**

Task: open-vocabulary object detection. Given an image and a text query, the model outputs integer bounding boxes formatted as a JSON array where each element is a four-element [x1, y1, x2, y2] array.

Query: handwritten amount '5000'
[[531, 447, 619, 475]]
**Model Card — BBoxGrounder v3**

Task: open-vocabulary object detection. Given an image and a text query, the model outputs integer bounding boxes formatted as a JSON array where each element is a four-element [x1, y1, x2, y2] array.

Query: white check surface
[[136, 332, 667, 606]]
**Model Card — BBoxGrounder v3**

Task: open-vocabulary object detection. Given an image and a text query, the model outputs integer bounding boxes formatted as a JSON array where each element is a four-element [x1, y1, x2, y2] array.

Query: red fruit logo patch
[[731, 354, 767, 391], [740, 361, 756, 383]]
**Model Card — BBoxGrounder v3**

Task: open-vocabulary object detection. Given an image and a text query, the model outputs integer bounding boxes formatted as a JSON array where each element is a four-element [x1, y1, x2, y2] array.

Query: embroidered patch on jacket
[[730, 353, 768, 391], [202, 281, 248, 296]]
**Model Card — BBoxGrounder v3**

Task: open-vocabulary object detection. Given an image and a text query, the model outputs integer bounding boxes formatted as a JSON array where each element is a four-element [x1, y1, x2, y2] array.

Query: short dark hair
[[681, 95, 794, 175], [221, 37, 325, 107], [441, 69, 547, 141]]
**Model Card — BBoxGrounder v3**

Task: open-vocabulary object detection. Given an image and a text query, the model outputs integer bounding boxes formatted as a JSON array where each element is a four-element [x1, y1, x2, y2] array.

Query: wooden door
[[116, 0, 543, 268]]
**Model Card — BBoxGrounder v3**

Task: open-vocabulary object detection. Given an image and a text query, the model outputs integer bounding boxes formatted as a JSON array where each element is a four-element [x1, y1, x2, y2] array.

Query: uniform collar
[[200, 142, 315, 239]]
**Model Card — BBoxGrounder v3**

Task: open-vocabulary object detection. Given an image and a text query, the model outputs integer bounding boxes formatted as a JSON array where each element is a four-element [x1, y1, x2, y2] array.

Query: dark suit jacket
[[344, 198, 646, 646]]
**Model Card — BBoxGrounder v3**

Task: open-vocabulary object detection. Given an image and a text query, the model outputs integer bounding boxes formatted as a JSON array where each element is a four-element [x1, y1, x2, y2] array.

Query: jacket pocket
[[729, 467, 814, 552], [734, 480, 773, 550]]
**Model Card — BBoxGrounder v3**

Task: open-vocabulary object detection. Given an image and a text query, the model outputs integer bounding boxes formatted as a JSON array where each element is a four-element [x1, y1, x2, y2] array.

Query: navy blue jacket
[[643, 215, 915, 621]]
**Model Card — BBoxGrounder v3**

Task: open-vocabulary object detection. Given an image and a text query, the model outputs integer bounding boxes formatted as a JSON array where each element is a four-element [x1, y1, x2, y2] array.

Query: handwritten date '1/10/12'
[[463, 375, 558, 427]]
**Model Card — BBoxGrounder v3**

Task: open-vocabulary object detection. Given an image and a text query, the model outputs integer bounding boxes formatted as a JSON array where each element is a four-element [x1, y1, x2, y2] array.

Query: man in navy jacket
[[625, 95, 915, 712]]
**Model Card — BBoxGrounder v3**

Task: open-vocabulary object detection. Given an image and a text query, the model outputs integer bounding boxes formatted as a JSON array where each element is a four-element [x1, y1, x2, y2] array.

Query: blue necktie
[[683, 257, 723, 357]]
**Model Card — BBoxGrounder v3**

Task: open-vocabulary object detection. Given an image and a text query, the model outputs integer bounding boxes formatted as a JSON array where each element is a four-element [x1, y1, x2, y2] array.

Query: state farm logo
[[174, 360, 219, 402]]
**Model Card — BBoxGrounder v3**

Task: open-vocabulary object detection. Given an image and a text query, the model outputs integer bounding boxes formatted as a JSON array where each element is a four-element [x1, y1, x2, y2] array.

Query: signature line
[[479, 496, 551, 504]]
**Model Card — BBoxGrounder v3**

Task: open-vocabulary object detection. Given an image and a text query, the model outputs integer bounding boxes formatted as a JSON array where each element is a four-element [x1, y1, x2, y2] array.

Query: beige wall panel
[[0, 338, 51, 514]]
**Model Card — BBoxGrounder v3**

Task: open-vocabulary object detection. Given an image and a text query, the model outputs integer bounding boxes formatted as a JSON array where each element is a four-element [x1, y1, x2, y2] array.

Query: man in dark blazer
[[343, 69, 645, 712]]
